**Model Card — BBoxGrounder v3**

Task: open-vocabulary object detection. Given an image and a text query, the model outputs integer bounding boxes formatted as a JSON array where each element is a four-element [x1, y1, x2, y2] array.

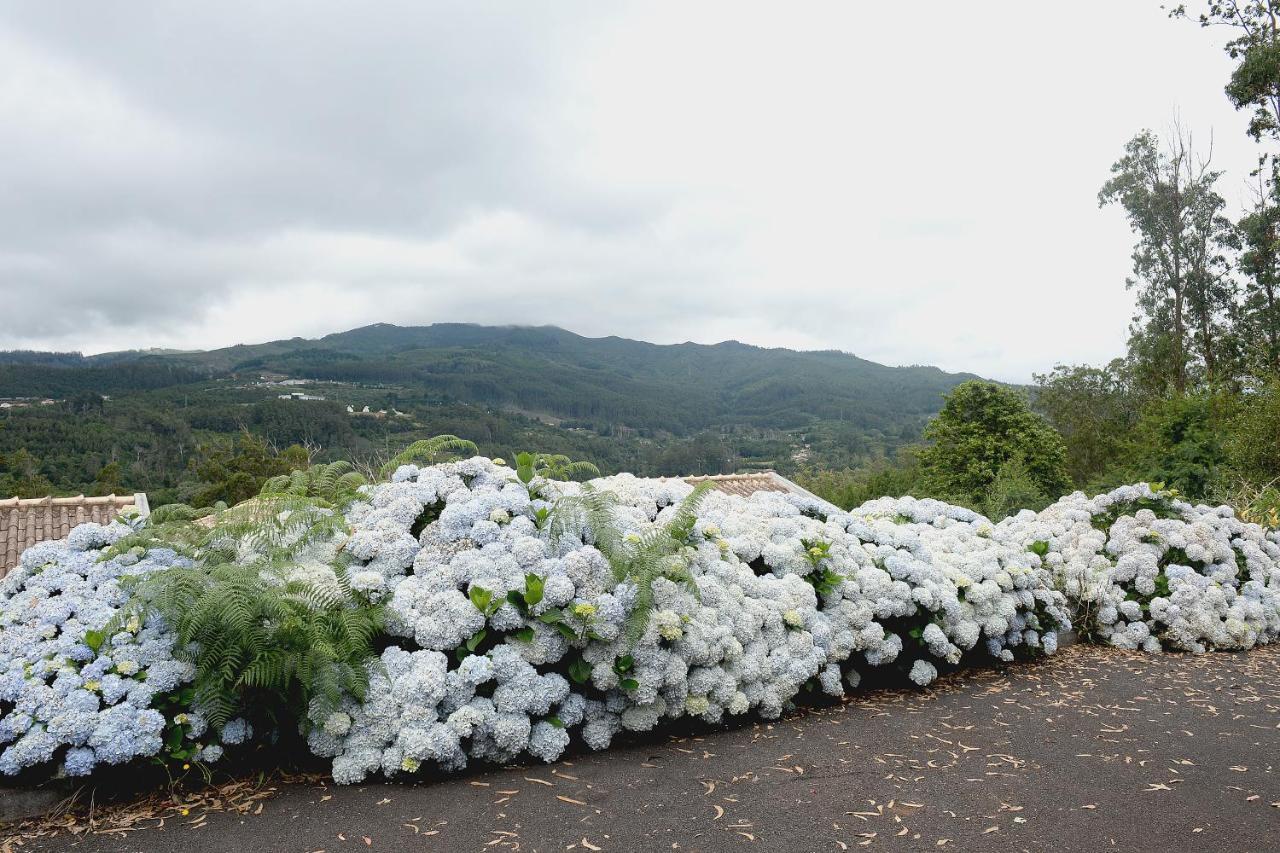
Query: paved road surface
[[11, 645, 1280, 852]]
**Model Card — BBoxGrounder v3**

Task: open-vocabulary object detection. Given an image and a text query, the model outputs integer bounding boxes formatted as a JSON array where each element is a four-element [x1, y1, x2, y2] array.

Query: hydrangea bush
[[311, 459, 1069, 783], [0, 522, 239, 778], [997, 484, 1280, 652], [3, 454, 1276, 788]]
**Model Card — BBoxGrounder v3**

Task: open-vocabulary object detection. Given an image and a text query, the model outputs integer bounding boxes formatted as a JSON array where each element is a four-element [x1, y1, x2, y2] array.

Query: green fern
[[548, 484, 626, 564], [515, 452, 600, 497], [112, 459, 387, 732], [97, 502, 219, 561], [131, 559, 384, 729], [551, 482, 713, 644], [260, 460, 366, 506], [380, 435, 479, 475]]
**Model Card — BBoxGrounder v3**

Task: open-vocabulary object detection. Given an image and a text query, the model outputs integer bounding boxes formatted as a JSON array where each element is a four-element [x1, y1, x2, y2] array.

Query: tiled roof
[[1, 494, 150, 577], [680, 471, 836, 509]]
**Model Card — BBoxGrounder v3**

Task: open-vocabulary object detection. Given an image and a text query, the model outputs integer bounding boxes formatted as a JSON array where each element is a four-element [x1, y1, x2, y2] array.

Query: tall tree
[[1172, 2, 1280, 142], [1232, 174, 1280, 373], [1174, 2, 1280, 378], [1099, 128, 1234, 392], [917, 381, 1071, 508], [1033, 360, 1142, 487]]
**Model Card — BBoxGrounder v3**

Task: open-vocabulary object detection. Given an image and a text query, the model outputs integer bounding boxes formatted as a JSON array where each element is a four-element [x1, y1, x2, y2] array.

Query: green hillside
[[150, 323, 978, 433], [0, 323, 981, 502]]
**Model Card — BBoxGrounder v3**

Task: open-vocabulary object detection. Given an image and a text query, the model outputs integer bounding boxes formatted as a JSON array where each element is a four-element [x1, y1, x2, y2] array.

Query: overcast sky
[[0, 2, 1265, 381]]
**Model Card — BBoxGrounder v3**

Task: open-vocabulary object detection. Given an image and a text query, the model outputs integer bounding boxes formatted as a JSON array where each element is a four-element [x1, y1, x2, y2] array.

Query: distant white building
[[277, 392, 326, 401]]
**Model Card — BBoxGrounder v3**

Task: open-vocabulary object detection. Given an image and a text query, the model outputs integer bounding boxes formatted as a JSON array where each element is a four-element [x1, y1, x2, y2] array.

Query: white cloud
[[0, 1, 1263, 380]]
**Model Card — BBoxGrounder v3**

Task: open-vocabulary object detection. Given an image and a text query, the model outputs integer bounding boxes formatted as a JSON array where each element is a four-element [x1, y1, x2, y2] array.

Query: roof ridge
[[680, 470, 778, 482], [0, 494, 138, 508], [2, 493, 149, 575]]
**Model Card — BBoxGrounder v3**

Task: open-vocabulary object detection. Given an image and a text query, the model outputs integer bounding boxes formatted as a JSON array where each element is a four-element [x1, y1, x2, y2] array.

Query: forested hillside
[[0, 324, 977, 504]]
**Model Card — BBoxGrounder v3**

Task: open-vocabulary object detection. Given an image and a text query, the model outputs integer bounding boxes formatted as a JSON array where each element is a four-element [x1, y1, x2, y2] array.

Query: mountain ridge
[[0, 322, 983, 438]]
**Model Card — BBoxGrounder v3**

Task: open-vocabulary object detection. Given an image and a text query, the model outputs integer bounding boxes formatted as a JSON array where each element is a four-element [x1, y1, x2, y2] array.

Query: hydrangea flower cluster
[[997, 484, 1280, 652], [317, 459, 1068, 783], [11, 459, 1275, 788], [0, 522, 211, 778]]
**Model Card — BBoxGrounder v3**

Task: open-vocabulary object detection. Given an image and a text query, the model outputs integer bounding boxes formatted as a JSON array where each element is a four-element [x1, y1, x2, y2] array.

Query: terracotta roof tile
[[678, 471, 836, 510], [0, 494, 150, 577], [683, 472, 795, 498]]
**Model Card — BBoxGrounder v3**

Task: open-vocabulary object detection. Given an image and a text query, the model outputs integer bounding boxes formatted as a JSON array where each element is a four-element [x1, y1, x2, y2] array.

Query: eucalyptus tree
[[1033, 360, 1141, 487], [1173, 1, 1280, 378], [1171, 1, 1280, 142], [1232, 175, 1280, 373], [1099, 128, 1235, 392]]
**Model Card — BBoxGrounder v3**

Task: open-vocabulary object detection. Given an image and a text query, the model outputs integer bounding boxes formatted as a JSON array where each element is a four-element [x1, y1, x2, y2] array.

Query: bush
[[998, 484, 1280, 651], [2, 448, 1277, 788], [0, 525, 225, 778], [981, 454, 1050, 520], [312, 459, 1066, 783], [917, 381, 1072, 508]]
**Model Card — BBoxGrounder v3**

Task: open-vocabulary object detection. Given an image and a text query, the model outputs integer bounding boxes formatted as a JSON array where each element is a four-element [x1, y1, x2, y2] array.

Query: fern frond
[[549, 481, 713, 647], [381, 435, 478, 475]]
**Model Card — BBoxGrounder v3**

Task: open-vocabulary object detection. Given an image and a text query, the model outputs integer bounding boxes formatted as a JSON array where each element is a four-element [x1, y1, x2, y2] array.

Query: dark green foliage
[[1223, 380, 1280, 485], [1234, 195, 1280, 376], [917, 381, 1071, 510], [90, 461, 123, 496], [0, 361, 204, 397], [1033, 361, 1142, 488], [1125, 394, 1233, 498], [981, 454, 1051, 520], [796, 455, 925, 510], [0, 448, 54, 498], [189, 432, 310, 508], [260, 460, 366, 505], [117, 461, 384, 732], [154, 323, 977, 436], [134, 558, 383, 729], [249, 399, 361, 450]]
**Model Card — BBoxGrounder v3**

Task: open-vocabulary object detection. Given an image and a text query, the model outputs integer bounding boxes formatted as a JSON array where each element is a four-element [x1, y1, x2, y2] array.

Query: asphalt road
[[11, 644, 1280, 853]]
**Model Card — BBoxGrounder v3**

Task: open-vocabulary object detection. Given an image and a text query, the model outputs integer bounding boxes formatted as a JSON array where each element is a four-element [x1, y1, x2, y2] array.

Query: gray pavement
[[10, 644, 1280, 852]]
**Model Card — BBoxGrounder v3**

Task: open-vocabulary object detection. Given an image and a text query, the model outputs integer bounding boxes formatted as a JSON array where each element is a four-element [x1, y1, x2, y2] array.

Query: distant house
[[0, 493, 150, 578], [679, 471, 838, 512], [277, 391, 326, 401]]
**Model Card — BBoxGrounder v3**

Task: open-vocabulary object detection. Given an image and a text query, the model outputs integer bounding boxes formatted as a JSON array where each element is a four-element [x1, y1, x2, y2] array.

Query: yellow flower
[[180, 808, 190, 816], [492, 457, 506, 466], [182, 764, 190, 771], [783, 609, 803, 628], [84, 680, 101, 692], [401, 757, 421, 773], [572, 602, 597, 619]]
